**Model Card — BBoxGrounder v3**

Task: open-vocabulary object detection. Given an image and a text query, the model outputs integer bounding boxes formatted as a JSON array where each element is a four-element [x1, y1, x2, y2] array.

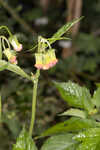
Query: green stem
[[0, 94, 1, 122], [0, 36, 11, 49], [29, 69, 40, 136], [0, 26, 12, 36], [0, 38, 2, 59]]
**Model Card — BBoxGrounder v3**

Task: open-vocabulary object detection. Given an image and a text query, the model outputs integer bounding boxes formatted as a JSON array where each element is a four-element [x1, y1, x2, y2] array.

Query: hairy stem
[[29, 69, 40, 136]]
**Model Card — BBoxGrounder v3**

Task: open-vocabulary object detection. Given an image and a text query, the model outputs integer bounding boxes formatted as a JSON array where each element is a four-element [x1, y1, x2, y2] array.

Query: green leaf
[[0, 63, 8, 71], [13, 128, 38, 150], [77, 138, 100, 150], [92, 87, 100, 108], [66, 144, 79, 150], [91, 114, 100, 121], [95, 83, 100, 87], [54, 81, 94, 111], [59, 108, 87, 119], [31, 17, 83, 51], [40, 117, 100, 137], [73, 128, 100, 141], [41, 133, 78, 150], [73, 128, 100, 150], [0, 60, 31, 80], [47, 37, 71, 43], [50, 17, 84, 44], [3, 112, 21, 137]]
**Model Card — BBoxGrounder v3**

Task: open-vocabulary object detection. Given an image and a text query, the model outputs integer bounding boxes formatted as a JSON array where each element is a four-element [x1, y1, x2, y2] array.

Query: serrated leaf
[[40, 117, 100, 137], [59, 108, 87, 119], [13, 128, 38, 150], [92, 87, 100, 108], [73, 128, 100, 141], [74, 128, 100, 150], [50, 17, 84, 44], [77, 138, 100, 150], [41, 133, 78, 150], [0, 60, 31, 80], [54, 81, 94, 111]]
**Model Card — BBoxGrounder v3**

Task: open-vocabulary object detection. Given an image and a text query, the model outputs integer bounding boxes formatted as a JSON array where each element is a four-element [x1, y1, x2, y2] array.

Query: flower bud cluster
[[3, 35, 22, 65], [3, 48, 17, 64], [35, 49, 58, 70], [9, 35, 22, 52]]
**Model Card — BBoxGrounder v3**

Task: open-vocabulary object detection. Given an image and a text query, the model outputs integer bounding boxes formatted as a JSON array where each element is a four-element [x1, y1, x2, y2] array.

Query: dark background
[[0, 0, 100, 149]]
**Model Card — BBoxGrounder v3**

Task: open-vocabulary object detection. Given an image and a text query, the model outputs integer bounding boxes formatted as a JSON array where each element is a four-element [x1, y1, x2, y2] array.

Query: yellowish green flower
[[34, 49, 58, 70], [9, 35, 22, 51], [3, 48, 17, 64], [34, 53, 43, 69]]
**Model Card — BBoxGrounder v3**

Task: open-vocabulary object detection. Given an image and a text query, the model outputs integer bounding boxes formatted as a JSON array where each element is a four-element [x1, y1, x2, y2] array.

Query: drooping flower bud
[[9, 35, 22, 51], [50, 49, 58, 66], [34, 49, 58, 70], [34, 53, 43, 69], [42, 52, 50, 70], [3, 48, 17, 65], [43, 49, 58, 70], [9, 56, 17, 64]]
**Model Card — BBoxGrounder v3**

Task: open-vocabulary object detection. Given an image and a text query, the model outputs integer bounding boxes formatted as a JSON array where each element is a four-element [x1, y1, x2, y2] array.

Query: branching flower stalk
[[0, 17, 85, 150], [0, 25, 58, 137], [0, 27, 58, 136], [29, 36, 58, 136], [0, 18, 81, 139]]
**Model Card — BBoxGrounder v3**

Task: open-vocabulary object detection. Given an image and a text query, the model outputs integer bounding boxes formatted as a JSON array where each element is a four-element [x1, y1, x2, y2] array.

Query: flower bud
[[42, 52, 50, 70], [49, 49, 58, 66], [43, 49, 58, 70], [9, 56, 17, 65], [34, 49, 58, 70], [9, 36, 22, 51], [34, 53, 43, 69], [3, 48, 17, 65]]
